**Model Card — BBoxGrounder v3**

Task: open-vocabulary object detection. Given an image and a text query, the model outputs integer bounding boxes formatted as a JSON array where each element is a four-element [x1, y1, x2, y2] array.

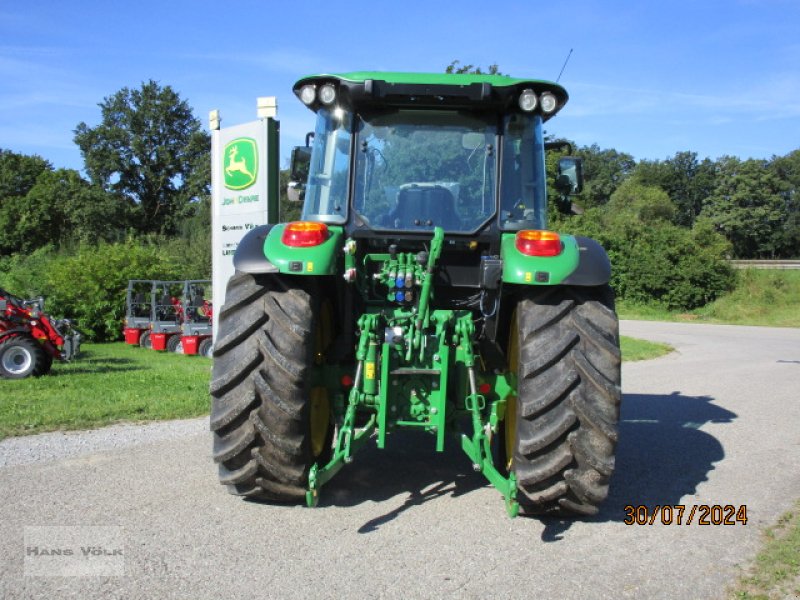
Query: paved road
[[1, 321, 798, 598]]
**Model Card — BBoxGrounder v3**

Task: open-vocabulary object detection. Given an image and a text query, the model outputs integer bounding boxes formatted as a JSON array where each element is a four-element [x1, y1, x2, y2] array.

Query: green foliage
[[44, 239, 182, 341], [561, 190, 735, 310], [3, 169, 129, 253], [633, 151, 716, 226], [279, 168, 302, 223], [575, 144, 636, 208], [161, 195, 212, 280], [606, 179, 676, 223], [696, 269, 800, 327], [0, 246, 58, 297], [445, 60, 504, 75], [701, 156, 789, 258], [770, 149, 800, 257], [0, 148, 51, 199], [0, 239, 183, 342], [74, 80, 210, 236]]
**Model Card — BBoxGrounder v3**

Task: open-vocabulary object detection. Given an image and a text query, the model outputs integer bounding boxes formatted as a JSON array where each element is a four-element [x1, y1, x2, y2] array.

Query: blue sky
[[1, 0, 798, 172]]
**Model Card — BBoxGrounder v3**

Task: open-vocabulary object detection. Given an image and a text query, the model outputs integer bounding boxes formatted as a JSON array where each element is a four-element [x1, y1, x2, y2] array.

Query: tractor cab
[[288, 72, 582, 241]]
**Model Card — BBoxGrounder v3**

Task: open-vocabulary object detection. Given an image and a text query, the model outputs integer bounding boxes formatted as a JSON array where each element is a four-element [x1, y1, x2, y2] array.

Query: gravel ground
[[0, 418, 208, 468], [1, 320, 798, 599]]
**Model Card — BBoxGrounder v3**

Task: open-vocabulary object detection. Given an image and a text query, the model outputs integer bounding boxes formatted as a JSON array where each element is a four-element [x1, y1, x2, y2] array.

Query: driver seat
[[393, 185, 460, 230]]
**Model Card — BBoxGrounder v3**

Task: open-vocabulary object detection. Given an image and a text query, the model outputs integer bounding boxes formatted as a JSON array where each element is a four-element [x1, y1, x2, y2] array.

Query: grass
[[620, 335, 673, 362], [0, 334, 672, 439], [0, 343, 211, 440], [730, 501, 800, 599], [618, 269, 800, 328]]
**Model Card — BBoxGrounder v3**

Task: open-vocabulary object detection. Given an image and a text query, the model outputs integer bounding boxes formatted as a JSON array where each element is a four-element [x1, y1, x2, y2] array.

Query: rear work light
[[515, 230, 562, 257], [281, 221, 329, 247]]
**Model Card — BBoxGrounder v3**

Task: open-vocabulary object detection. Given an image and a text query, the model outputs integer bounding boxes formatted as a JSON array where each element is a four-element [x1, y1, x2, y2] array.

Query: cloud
[[180, 48, 332, 76], [566, 76, 800, 122]]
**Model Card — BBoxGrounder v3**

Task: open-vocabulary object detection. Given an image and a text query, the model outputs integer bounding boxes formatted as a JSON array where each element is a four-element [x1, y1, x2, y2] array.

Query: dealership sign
[[210, 104, 278, 339]]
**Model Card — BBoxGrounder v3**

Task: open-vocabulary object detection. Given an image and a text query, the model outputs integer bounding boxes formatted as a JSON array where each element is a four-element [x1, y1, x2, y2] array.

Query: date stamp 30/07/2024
[[623, 505, 748, 526]]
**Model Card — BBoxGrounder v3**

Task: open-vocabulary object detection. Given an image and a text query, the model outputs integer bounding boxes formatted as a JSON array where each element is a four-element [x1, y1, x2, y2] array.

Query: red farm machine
[[123, 280, 156, 348], [177, 280, 213, 357], [123, 279, 213, 355], [0, 288, 81, 379], [148, 280, 185, 352]]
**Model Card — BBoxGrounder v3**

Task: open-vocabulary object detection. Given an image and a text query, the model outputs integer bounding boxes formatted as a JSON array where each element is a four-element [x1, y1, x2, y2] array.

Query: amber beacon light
[[514, 230, 563, 257], [281, 221, 330, 247]]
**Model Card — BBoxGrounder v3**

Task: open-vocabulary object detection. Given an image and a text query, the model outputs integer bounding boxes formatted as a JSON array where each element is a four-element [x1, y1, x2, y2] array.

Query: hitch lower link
[[304, 312, 520, 518]]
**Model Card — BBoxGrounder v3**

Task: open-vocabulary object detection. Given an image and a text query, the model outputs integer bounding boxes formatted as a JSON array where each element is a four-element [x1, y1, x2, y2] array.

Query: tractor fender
[[262, 224, 344, 276], [500, 233, 610, 286], [561, 236, 611, 286], [0, 328, 30, 341], [233, 224, 279, 274]]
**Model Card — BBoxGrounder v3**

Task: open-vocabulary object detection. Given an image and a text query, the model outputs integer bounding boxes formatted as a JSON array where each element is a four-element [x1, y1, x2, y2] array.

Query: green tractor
[[210, 71, 621, 517]]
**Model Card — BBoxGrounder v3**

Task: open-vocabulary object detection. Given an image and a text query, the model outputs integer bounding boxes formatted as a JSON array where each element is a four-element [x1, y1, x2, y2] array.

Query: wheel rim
[[505, 309, 519, 471], [310, 300, 334, 458], [2, 345, 33, 375], [310, 387, 330, 458]]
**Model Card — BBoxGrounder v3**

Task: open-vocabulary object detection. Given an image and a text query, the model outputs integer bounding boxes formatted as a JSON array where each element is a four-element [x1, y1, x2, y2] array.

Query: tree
[[445, 60, 504, 75], [607, 179, 676, 224], [702, 156, 788, 258], [0, 150, 54, 253], [74, 80, 210, 236], [0, 167, 126, 254], [575, 144, 636, 208], [770, 149, 800, 256], [634, 151, 716, 227], [0, 149, 52, 201]]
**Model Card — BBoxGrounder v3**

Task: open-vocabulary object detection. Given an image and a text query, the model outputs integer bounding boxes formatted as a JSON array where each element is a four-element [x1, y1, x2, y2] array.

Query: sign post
[[210, 99, 279, 341]]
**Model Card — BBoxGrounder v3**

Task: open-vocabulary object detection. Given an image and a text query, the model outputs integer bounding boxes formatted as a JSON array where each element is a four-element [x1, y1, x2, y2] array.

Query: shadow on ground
[[49, 357, 142, 376], [540, 391, 736, 541], [253, 391, 736, 536]]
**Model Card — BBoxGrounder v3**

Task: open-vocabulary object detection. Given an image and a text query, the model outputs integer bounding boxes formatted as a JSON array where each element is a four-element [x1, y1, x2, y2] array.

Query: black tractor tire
[[0, 335, 50, 379], [198, 338, 213, 358], [167, 334, 182, 353], [139, 331, 152, 349], [507, 285, 621, 516], [210, 271, 332, 502]]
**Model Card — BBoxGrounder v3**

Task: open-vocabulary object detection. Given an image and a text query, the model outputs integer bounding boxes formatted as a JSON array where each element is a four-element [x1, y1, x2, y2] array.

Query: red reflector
[[515, 230, 562, 257], [341, 375, 354, 388], [281, 221, 329, 247], [478, 383, 492, 395]]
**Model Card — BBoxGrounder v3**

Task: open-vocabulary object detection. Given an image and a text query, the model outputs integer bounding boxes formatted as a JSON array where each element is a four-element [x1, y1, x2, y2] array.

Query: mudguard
[[0, 328, 29, 342], [232, 225, 278, 274], [500, 233, 610, 286], [561, 236, 611, 286]]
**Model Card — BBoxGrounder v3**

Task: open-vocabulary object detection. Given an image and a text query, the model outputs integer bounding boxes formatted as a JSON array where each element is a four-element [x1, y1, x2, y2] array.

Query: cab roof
[[293, 71, 569, 119]]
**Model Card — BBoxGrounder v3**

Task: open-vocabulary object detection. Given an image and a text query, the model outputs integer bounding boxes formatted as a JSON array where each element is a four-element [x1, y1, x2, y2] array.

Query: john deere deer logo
[[223, 138, 258, 190]]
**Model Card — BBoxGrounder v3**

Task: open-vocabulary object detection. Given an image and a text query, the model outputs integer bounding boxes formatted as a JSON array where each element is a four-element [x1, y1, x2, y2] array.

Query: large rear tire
[[506, 285, 621, 516], [210, 271, 333, 502], [0, 335, 50, 379]]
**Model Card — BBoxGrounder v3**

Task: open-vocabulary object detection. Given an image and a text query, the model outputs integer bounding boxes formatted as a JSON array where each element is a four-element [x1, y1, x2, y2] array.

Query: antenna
[[556, 48, 573, 83]]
